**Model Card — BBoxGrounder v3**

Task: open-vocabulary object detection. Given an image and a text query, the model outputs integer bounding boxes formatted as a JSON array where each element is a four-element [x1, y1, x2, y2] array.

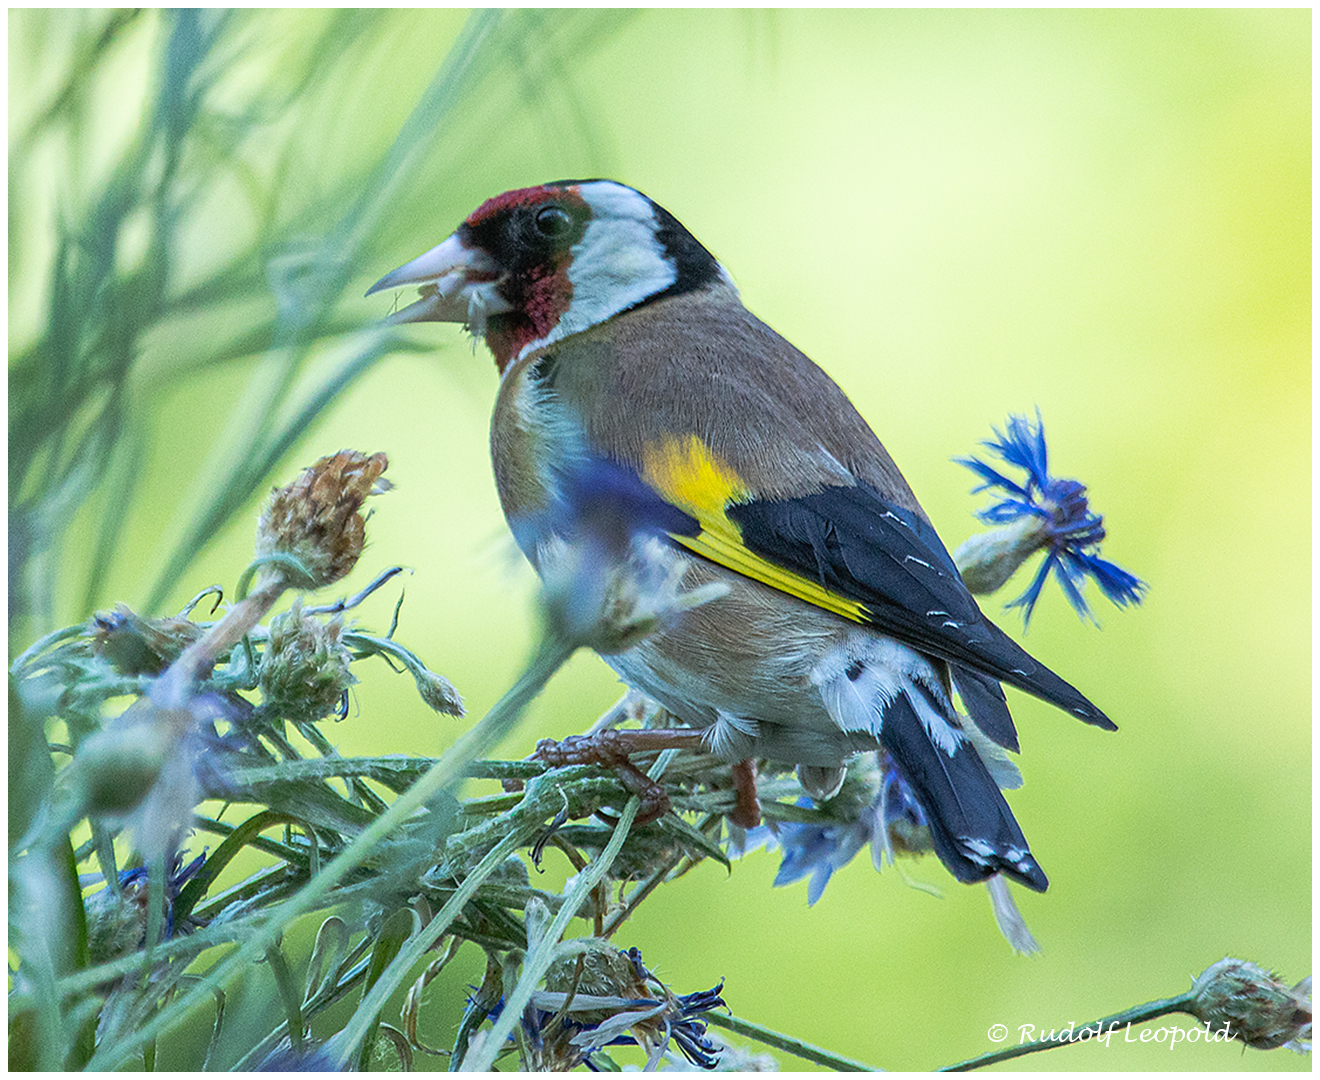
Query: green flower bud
[[953, 516, 1051, 595], [415, 668, 464, 716], [84, 873, 150, 964], [74, 709, 171, 816], [259, 602, 355, 721], [1189, 958, 1312, 1051]]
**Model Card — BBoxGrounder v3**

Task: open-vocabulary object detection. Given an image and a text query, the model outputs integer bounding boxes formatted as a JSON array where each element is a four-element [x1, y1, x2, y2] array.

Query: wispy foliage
[[8, 9, 633, 645]]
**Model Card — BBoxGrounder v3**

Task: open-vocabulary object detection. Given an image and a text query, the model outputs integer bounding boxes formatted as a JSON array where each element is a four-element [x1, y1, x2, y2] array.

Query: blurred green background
[[9, 9, 1309, 1070]]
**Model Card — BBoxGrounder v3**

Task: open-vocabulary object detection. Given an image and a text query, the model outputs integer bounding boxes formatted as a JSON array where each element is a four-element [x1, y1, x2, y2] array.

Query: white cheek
[[562, 217, 676, 335]]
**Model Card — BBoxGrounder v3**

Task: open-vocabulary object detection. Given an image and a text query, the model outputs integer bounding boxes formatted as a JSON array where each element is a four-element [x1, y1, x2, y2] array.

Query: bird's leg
[[729, 757, 762, 829], [505, 729, 765, 828]]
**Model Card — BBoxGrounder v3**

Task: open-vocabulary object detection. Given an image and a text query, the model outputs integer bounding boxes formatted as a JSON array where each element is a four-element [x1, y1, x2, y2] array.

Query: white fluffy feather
[[812, 634, 966, 757], [707, 708, 759, 759]]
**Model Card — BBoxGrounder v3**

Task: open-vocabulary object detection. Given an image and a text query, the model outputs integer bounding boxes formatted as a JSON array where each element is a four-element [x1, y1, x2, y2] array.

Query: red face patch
[[486, 259, 574, 372], [462, 182, 595, 372], [465, 183, 588, 228]]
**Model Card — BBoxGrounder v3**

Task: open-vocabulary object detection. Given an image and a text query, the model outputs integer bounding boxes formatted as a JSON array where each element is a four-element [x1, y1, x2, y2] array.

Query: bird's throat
[[485, 314, 540, 375]]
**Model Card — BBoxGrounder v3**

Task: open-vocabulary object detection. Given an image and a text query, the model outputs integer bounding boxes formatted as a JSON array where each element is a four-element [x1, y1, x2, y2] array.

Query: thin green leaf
[[175, 809, 308, 922], [356, 907, 416, 1069], [265, 943, 305, 1051]]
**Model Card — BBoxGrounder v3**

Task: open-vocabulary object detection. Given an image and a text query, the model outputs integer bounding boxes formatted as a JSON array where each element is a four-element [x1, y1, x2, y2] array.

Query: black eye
[[534, 204, 573, 239]]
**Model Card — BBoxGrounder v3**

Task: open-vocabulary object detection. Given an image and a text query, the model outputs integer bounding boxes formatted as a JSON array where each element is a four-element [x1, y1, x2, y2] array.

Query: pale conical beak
[[366, 233, 514, 325]]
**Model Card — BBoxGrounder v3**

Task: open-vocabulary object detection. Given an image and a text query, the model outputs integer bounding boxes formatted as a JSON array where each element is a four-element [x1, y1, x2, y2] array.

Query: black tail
[[879, 693, 1049, 892]]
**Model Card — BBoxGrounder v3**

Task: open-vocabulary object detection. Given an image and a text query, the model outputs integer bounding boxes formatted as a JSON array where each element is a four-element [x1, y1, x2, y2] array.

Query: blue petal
[[1073, 550, 1148, 606], [997, 411, 1050, 487], [806, 863, 834, 906], [974, 414, 1045, 491], [977, 497, 1048, 525], [954, 456, 1031, 500], [773, 829, 832, 886], [1006, 549, 1057, 625], [1053, 554, 1095, 623]]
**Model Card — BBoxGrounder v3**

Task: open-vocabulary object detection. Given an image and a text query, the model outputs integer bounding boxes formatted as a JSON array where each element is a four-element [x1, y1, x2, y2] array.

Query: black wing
[[727, 482, 1114, 733]]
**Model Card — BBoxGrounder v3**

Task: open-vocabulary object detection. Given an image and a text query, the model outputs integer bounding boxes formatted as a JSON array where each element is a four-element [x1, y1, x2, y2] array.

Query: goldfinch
[[368, 179, 1114, 892]]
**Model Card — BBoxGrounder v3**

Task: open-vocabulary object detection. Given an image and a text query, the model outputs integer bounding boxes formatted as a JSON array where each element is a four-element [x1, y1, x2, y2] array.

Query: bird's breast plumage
[[490, 351, 569, 539]]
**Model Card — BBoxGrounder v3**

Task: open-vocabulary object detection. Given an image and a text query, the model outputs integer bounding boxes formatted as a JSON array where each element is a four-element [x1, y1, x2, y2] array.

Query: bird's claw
[[504, 730, 758, 830], [532, 732, 672, 824]]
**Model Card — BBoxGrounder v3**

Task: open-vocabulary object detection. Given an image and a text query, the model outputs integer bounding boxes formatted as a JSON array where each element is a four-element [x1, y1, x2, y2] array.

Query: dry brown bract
[[255, 450, 391, 589]]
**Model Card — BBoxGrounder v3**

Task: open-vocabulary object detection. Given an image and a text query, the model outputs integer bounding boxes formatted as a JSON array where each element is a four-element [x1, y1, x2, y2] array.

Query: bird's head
[[367, 180, 731, 371]]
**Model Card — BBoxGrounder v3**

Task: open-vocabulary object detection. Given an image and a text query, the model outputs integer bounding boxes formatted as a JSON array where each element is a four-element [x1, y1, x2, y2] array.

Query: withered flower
[[255, 450, 390, 590], [1190, 958, 1312, 1052], [529, 947, 725, 1069], [85, 851, 206, 963], [90, 604, 205, 676]]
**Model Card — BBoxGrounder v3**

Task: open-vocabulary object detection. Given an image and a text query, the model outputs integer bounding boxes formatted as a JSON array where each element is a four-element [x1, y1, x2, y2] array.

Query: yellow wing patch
[[640, 434, 748, 514], [639, 435, 868, 624]]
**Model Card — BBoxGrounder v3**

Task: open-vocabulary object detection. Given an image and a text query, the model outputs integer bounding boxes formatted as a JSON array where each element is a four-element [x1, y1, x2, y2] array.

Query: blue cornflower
[[662, 983, 729, 1068], [747, 797, 872, 906], [471, 948, 726, 1070], [733, 756, 1040, 952], [956, 410, 1146, 625], [735, 757, 934, 906], [873, 759, 934, 862]]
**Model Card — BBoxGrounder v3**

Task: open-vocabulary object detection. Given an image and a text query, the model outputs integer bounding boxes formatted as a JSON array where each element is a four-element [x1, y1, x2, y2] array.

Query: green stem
[[707, 1012, 881, 1072], [600, 849, 682, 939], [331, 822, 530, 1068], [156, 577, 286, 698], [940, 992, 1198, 1071]]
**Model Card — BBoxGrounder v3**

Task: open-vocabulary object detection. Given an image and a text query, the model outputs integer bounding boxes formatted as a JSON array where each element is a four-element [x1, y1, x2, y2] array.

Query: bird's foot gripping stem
[[502, 729, 763, 828], [535, 729, 707, 824]]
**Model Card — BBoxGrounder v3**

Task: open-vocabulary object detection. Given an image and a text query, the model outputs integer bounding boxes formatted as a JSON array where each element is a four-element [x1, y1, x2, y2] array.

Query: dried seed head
[[259, 601, 356, 721], [1190, 958, 1312, 1051], [545, 946, 649, 1016], [415, 668, 465, 716], [535, 947, 726, 1069], [255, 450, 390, 590]]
